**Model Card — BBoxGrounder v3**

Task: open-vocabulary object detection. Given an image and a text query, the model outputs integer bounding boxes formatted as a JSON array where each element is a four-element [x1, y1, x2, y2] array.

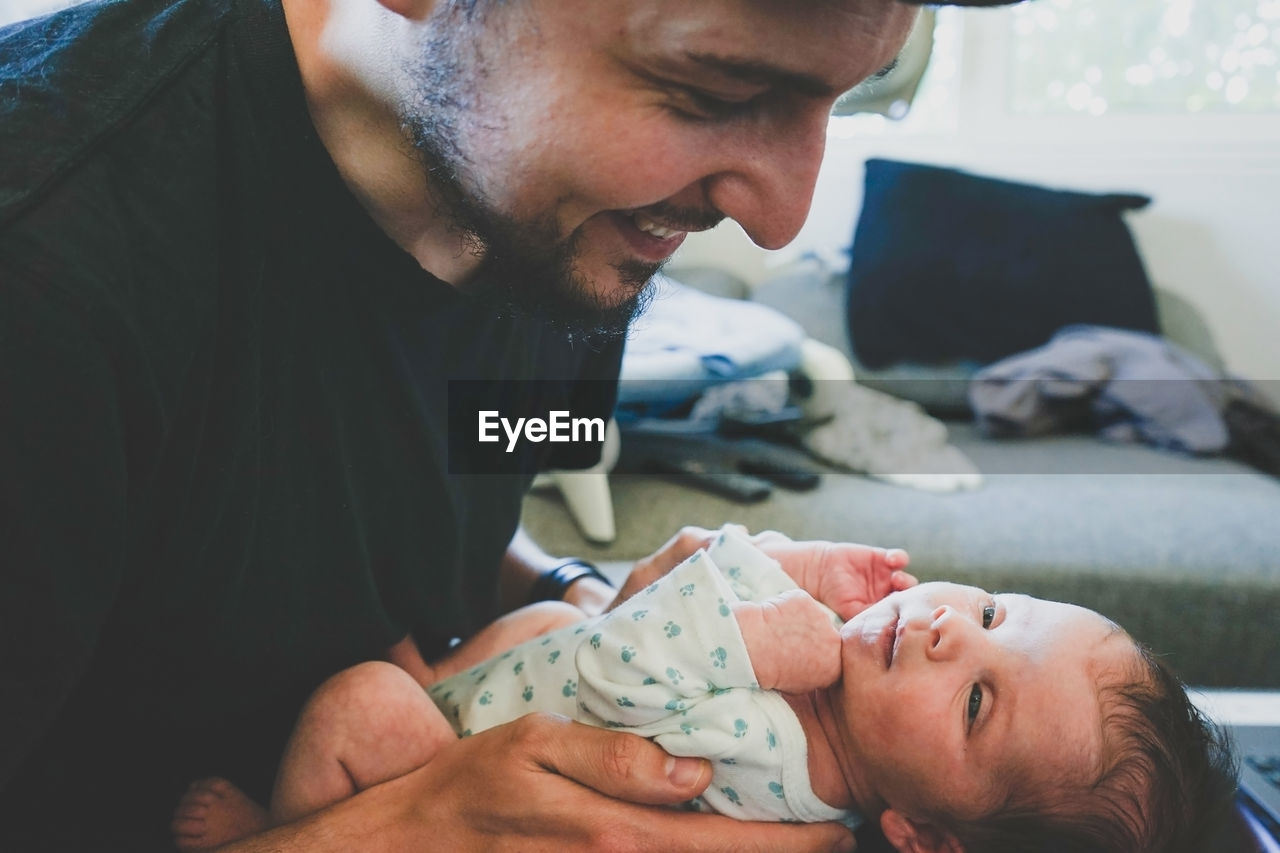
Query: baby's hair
[[936, 638, 1238, 853]]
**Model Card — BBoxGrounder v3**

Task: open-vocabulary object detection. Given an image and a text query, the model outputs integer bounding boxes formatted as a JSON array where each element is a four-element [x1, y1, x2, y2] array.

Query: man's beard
[[400, 28, 657, 344]]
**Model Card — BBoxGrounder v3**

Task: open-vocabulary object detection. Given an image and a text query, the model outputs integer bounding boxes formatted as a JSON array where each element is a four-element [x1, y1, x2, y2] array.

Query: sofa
[[521, 264, 1280, 689]]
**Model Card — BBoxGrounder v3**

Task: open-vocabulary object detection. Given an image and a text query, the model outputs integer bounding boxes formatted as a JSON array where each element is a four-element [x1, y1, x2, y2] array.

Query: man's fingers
[[633, 811, 858, 853], [505, 715, 858, 853], [524, 716, 711, 805]]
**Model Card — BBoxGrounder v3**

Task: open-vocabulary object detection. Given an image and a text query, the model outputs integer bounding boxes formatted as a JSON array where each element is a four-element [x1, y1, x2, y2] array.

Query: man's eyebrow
[[682, 52, 841, 97]]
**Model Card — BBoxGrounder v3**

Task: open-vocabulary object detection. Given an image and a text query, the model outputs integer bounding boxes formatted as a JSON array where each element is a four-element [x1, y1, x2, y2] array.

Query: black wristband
[[529, 558, 613, 603]]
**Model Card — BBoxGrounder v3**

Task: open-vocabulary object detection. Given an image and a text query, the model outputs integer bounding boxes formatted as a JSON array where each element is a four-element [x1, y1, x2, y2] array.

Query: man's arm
[[216, 715, 856, 853], [499, 527, 614, 617]]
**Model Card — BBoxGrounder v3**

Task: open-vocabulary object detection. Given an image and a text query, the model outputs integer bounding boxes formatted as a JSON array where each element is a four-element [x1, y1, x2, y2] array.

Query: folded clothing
[[618, 275, 805, 409], [970, 324, 1274, 457]]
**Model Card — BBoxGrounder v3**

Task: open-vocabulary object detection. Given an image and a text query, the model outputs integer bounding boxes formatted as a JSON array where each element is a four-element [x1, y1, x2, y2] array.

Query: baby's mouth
[[882, 614, 900, 669]]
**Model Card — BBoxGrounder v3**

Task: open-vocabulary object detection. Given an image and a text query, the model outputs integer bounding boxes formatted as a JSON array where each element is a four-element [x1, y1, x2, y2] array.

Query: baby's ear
[[880, 809, 965, 853]]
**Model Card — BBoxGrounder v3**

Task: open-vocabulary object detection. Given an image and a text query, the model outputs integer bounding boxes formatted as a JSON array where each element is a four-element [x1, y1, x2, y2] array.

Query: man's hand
[[745, 528, 916, 621], [733, 591, 841, 693], [223, 714, 857, 852]]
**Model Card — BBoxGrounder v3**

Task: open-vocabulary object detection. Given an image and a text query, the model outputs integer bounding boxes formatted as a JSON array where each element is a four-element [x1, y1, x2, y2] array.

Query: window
[[1008, 0, 1280, 115]]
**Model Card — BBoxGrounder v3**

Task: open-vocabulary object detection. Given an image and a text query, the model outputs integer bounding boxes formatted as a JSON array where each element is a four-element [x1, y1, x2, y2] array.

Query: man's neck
[[279, 0, 481, 283], [782, 690, 857, 813]]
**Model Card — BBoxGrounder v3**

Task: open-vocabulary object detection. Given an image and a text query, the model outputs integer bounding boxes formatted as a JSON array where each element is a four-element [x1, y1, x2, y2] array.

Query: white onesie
[[428, 528, 861, 827]]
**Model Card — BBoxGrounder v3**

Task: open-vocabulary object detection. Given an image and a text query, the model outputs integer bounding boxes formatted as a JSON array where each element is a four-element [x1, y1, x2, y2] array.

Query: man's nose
[[701, 106, 829, 250]]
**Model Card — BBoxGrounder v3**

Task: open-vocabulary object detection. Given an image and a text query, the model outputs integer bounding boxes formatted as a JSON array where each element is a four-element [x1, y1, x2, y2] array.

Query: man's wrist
[[528, 558, 613, 604]]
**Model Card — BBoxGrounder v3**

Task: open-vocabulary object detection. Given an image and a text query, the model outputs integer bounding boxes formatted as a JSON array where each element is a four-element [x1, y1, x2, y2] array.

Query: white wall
[[674, 9, 1280, 382]]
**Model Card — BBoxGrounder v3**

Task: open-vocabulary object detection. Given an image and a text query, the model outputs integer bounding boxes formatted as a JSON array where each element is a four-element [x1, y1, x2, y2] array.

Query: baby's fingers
[[890, 569, 918, 591]]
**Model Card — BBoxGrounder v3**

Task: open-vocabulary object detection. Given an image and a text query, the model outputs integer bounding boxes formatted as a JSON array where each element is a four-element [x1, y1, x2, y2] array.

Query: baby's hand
[[732, 590, 841, 694], [744, 528, 915, 621]]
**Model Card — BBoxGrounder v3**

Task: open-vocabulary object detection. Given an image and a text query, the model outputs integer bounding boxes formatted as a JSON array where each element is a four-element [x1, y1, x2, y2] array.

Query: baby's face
[[826, 582, 1136, 828]]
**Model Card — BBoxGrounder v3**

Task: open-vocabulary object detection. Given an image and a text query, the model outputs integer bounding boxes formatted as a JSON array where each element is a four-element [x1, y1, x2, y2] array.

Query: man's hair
[[937, 643, 1239, 853], [899, 1, 1023, 6]]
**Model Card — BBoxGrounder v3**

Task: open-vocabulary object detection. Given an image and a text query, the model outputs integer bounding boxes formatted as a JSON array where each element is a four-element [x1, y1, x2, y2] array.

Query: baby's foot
[[171, 777, 269, 851]]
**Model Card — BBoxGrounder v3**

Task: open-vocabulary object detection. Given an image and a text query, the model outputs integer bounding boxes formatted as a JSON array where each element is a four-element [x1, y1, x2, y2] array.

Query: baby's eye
[[967, 684, 983, 726], [981, 604, 996, 628]]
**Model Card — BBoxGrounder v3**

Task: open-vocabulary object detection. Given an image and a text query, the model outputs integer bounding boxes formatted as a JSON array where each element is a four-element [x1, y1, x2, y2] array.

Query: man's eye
[[967, 684, 983, 726], [675, 88, 754, 120], [981, 604, 996, 628]]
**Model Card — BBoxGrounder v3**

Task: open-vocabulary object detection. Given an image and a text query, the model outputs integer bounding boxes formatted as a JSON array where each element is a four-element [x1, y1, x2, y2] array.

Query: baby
[[175, 529, 1235, 853]]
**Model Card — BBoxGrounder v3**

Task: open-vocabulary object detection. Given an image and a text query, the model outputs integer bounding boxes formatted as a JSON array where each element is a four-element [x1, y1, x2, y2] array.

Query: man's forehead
[[619, 0, 919, 91]]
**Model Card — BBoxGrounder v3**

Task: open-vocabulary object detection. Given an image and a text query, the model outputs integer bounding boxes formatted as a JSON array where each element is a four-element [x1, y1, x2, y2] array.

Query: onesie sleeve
[[573, 543, 854, 825], [574, 550, 758, 729], [702, 526, 802, 602], [706, 527, 842, 629]]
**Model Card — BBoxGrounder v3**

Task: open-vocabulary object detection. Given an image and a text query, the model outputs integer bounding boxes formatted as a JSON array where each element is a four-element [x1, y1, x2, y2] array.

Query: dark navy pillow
[[846, 159, 1159, 369]]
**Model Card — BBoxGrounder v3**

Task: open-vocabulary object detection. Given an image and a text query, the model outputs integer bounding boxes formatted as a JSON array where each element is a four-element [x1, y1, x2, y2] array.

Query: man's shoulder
[[0, 0, 236, 224]]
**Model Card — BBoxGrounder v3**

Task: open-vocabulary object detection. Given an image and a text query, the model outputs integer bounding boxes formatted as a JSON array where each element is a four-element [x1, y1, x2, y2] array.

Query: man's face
[[401, 0, 918, 336], [827, 582, 1136, 834]]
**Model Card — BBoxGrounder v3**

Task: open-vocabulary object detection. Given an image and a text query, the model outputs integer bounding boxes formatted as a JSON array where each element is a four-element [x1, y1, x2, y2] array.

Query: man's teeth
[[632, 213, 685, 240]]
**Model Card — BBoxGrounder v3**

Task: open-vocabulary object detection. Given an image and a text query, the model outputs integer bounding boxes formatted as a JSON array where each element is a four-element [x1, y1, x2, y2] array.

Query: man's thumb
[[532, 717, 711, 804]]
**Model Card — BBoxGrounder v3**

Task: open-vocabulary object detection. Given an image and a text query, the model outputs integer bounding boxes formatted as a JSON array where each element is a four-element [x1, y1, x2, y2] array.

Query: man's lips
[[607, 210, 715, 263]]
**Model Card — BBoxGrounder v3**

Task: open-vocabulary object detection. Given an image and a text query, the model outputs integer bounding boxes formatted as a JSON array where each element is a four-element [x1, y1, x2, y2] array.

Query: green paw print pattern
[[522, 685, 534, 702], [562, 679, 578, 697], [590, 633, 602, 650], [620, 645, 636, 663], [768, 781, 784, 799], [547, 649, 561, 664], [679, 721, 700, 735], [631, 609, 648, 621], [710, 647, 728, 669], [732, 718, 748, 738], [679, 583, 696, 597], [513, 661, 524, 675], [665, 666, 684, 684], [727, 566, 742, 581], [664, 698, 688, 712], [663, 621, 682, 638], [721, 787, 743, 807], [642, 676, 657, 685], [767, 729, 777, 750], [616, 696, 635, 707], [478, 691, 493, 706], [718, 598, 731, 617]]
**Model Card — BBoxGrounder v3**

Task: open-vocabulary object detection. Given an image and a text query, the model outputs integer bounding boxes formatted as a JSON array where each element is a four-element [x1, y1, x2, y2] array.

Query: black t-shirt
[[0, 0, 622, 847]]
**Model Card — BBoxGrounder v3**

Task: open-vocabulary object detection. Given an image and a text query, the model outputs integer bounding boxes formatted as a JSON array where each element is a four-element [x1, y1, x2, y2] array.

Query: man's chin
[[463, 258, 659, 342]]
